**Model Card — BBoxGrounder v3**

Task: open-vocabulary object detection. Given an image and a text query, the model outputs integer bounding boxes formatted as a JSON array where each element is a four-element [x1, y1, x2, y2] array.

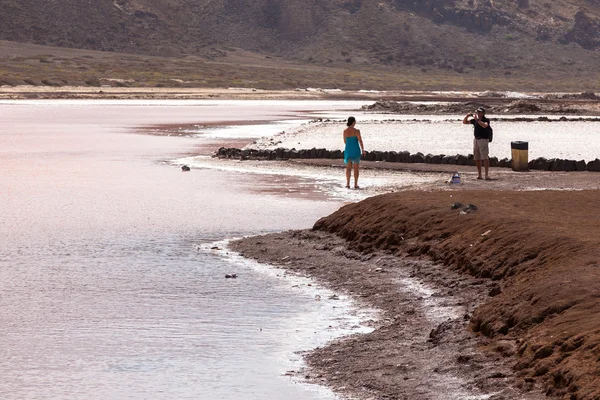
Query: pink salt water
[[0, 100, 365, 400]]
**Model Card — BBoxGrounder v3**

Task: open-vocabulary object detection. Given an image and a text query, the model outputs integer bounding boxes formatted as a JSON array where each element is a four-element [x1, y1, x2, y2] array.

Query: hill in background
[[1, 0, 600, 90]]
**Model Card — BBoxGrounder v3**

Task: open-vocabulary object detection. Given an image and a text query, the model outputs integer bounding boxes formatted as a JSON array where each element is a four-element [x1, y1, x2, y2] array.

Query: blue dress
[[344, 136, 361, 164]]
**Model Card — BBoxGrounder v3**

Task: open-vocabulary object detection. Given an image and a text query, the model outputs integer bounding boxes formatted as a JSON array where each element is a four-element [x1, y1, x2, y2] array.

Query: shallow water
[[0, 100, 372, 400]]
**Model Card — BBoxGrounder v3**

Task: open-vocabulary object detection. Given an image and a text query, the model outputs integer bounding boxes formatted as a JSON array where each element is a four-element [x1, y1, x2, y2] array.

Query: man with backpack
[[463, 106, 492, 180]]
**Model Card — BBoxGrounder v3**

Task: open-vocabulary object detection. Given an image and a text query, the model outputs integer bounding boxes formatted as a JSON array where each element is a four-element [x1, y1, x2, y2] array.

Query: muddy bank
[[313, 190, 600, 399], [233, 189, 600, 399], [231, 230, 544, 399]]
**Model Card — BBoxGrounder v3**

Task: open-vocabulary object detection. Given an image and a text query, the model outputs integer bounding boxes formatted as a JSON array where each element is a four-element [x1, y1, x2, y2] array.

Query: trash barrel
[[511, 141, 529, 171]]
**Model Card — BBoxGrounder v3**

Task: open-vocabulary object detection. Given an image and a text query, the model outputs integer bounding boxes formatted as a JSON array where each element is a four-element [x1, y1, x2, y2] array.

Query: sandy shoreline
[[230, 231, 546, 399], [231, 189, 600, 399]]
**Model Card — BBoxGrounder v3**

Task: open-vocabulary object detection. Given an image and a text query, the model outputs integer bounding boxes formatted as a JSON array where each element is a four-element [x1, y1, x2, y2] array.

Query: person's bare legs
[[475, 160, 483, 179], [484, 159, 490, 180], [353, 163, 360, 188], [345, 163, 352, 188]]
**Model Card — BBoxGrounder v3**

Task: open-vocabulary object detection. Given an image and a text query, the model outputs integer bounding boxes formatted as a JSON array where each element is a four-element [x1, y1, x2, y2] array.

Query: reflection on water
[[2, 235, 353, 400], [0, 101, 362, 400]]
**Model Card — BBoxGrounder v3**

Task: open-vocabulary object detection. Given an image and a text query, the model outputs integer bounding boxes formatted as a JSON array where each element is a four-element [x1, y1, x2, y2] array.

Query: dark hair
[[347, 116, 356, 126]]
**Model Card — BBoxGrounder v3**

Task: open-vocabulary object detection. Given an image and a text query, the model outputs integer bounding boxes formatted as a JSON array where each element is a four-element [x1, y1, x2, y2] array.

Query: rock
[[257, 149, 270, 159], [451, 202, 465, 210], [506, 100, 541, 113], [444, 155, 458, 164], [489, 285, 502, 296], [562, 11, 600, 50], [463, 204, 478, 213], [564, 159, 578, 172], [529, 157, 550, 170], [587, 159, 600, 172], [399, 151, 412, 163], [459, 154, 472, 165], [364, 151, 376, 161], [457, 355, 471, 363], [386, 151, 398, 162], [181, 165, 191, 171], [428, 321, 454, 345], [225, 274, 238, 279], [550, 158, 565, 171], [411, 152, 425, 163]]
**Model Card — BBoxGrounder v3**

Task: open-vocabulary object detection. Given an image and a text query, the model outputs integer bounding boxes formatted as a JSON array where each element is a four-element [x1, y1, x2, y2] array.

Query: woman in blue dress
[[343, 116, 365, 189]]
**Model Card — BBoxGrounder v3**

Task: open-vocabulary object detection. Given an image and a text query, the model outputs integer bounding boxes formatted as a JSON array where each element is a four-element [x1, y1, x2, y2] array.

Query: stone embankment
[[214, 147, 600, 172]]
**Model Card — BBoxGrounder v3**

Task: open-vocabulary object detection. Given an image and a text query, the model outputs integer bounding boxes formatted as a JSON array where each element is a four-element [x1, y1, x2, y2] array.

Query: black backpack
[[487, 124, 493, 143]]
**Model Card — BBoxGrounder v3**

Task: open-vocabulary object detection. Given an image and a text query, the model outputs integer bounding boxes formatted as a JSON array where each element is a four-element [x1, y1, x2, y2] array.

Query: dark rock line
[[214, 147, 600, 172]]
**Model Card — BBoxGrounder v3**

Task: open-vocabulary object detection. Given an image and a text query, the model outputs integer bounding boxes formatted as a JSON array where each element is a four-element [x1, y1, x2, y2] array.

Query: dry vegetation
[[1, 40, 600, 92], [1, 0, 600, 91]]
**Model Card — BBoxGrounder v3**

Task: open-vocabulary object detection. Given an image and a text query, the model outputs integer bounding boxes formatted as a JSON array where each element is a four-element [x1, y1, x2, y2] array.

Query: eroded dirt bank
[[231, 190, 600, 399]]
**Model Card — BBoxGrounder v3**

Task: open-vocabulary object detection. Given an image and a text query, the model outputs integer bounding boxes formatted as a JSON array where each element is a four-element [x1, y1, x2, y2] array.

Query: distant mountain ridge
[[1, 0, 600, 88]]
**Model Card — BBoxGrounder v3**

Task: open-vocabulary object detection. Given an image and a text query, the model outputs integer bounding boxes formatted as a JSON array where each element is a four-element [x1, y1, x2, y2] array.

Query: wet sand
[[231, 189, 600, 399], [231, 230, 545, 400]]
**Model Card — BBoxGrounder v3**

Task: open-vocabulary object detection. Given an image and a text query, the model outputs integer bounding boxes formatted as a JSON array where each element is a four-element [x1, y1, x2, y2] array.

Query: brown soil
[[231, 189, 600, 399]]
